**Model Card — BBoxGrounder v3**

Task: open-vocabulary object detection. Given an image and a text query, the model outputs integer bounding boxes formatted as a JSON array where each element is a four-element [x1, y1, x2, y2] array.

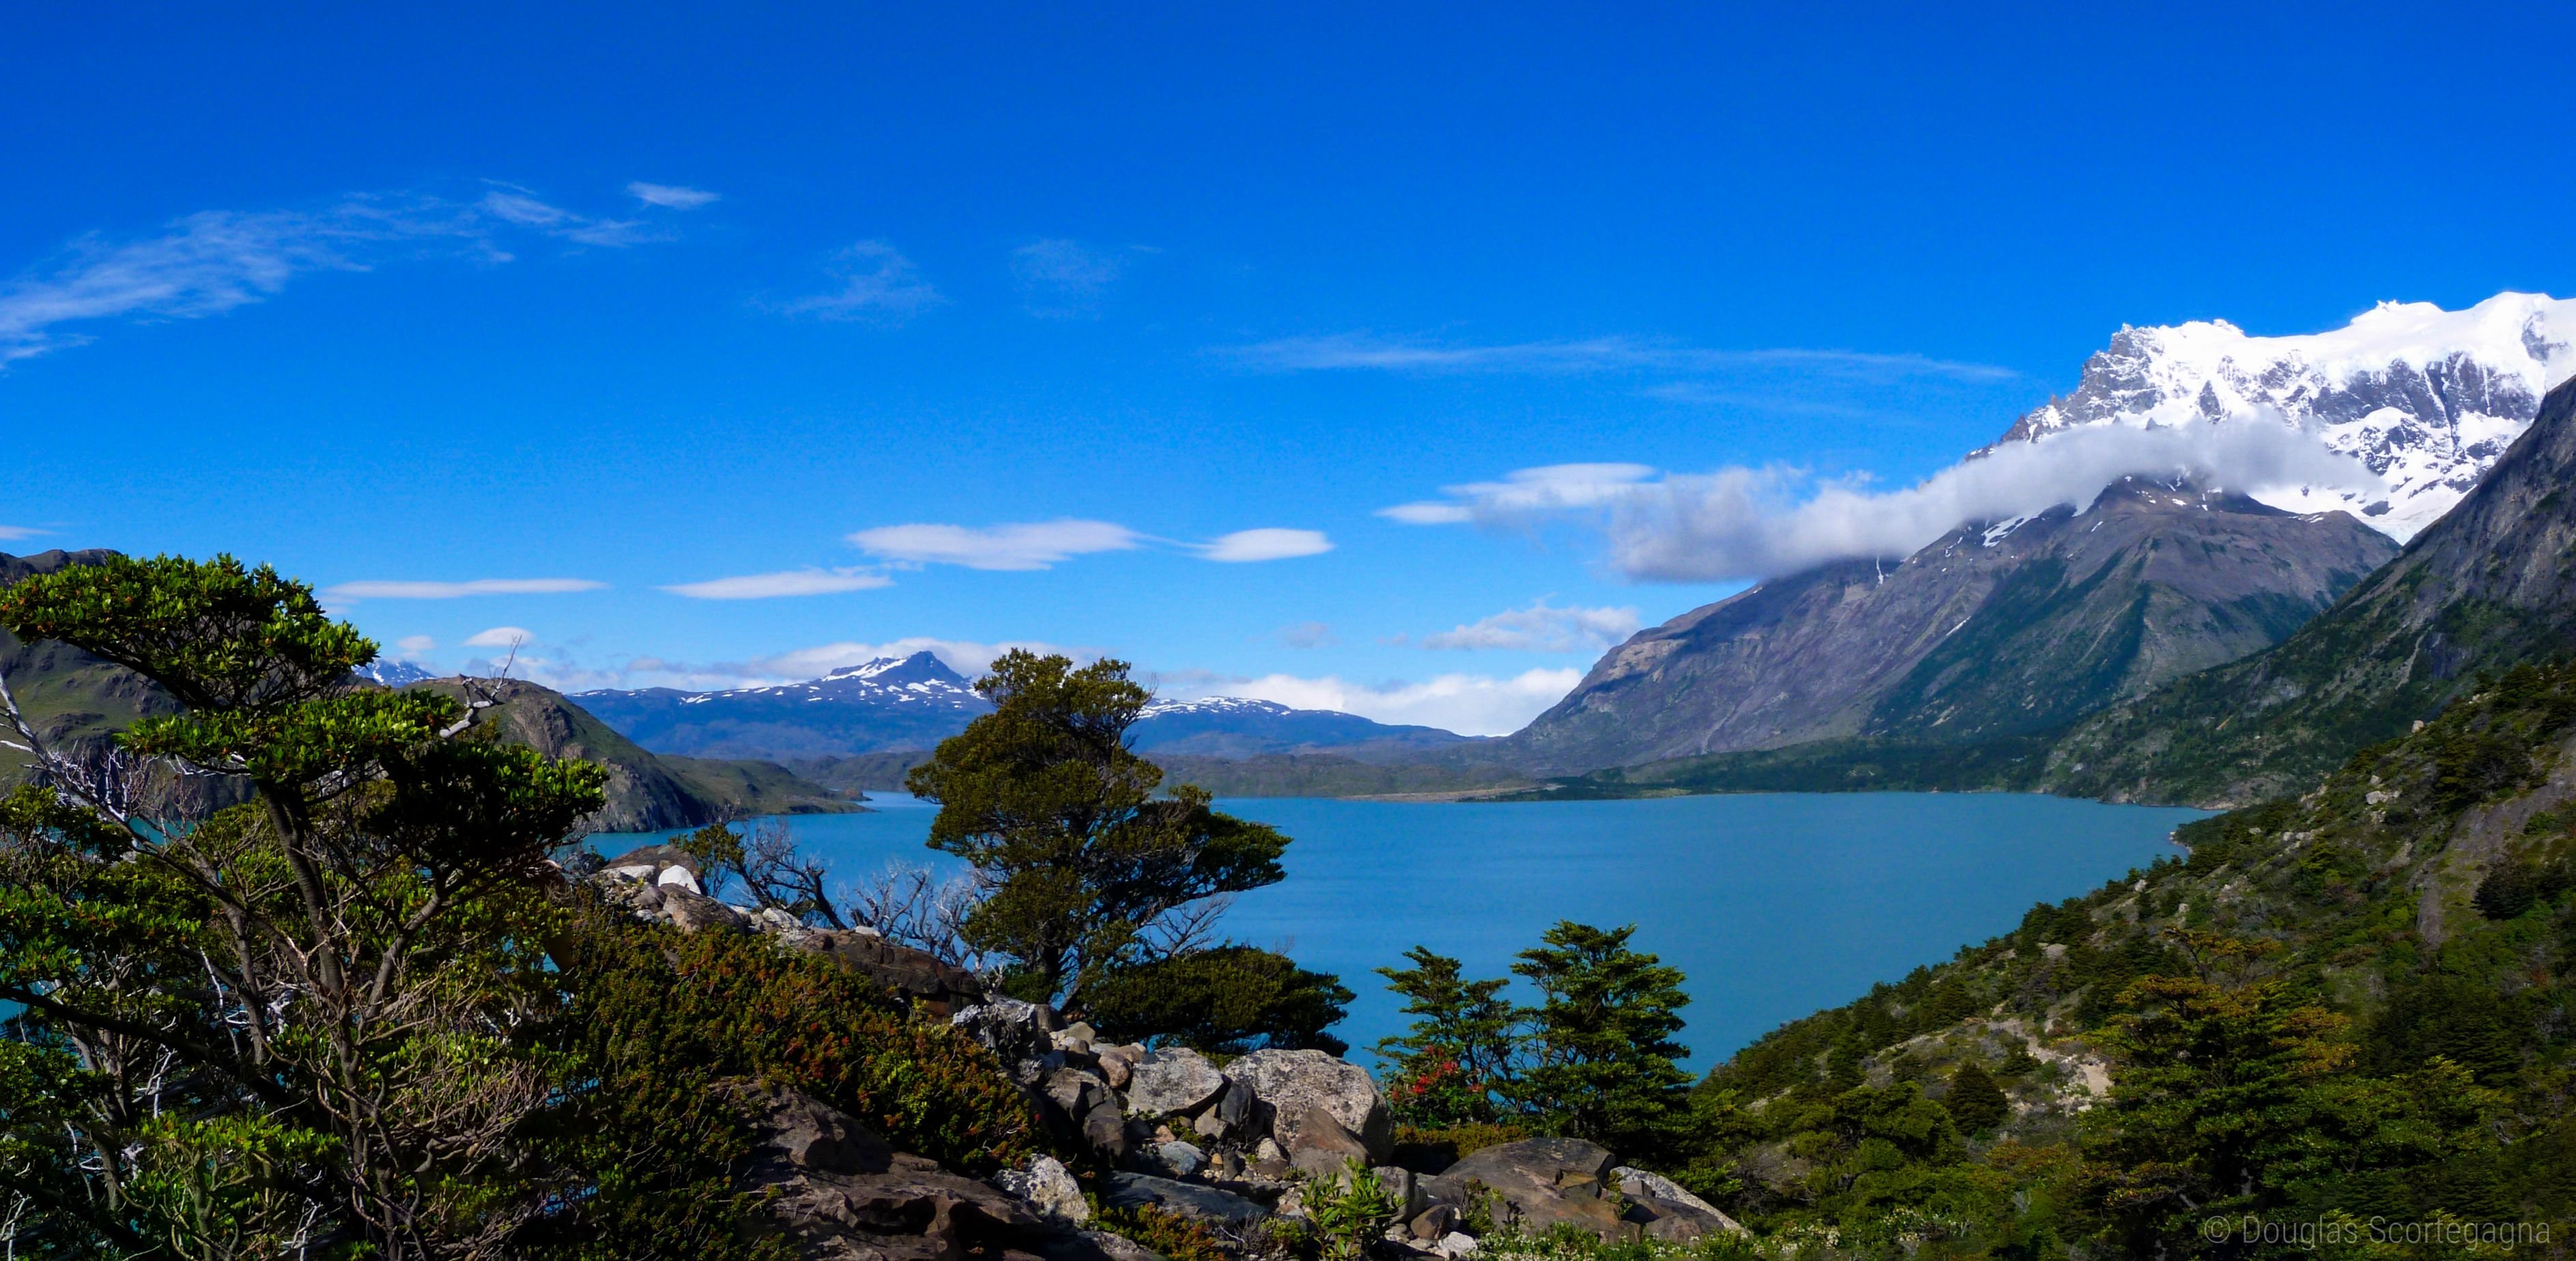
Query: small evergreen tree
[[1083, 945, 1354, 1054], [904, 651, 1289, 1006], [1945, 1059, 2010, 1135], [1508, 921, 1693, 1160], [1375, 946, 1519, 1126]]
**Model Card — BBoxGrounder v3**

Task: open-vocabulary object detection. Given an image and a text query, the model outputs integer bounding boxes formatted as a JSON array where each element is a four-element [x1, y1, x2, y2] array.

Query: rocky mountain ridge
[[576, 652, 1483, 767], [1508, 477, 2397, 775], [1994, 291, 2576, 538], [2037, 368, 2576, 805]]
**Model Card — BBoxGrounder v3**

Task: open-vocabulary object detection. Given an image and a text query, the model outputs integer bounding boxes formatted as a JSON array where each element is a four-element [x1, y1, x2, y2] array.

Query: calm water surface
[[603, 792, 2203, 1068]]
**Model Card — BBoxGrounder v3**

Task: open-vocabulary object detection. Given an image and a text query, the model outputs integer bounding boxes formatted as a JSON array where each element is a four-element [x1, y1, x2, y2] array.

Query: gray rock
[[1045, 1068, 1111, 1119], [1082, 1101, 1132, 1160], [1409, 1205, 1457, 1241], [1424, 1137, 1620, 1240], [1154, 1140, 1207, 1178], [1614, 1166, 1747, 1238], [1098, 1053, 1132, 1090], [1373, 1166, 1427, 1219], [736, 1086, 1061, 1261], [1284, 1105, 1371, 1180], [994, 1155, 1091, 1226], [1102, 1172, 1270, 1225], [1125, 1047, 1228, 1116], [1229, 1049, 1391, 1161], [1436, 1232, 1478, 1258], [953, 998, 1057, 1082]]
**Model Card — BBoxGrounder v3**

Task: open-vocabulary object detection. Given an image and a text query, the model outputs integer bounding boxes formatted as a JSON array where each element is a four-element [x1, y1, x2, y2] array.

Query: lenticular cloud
[[1393, 422, 2387, 584]]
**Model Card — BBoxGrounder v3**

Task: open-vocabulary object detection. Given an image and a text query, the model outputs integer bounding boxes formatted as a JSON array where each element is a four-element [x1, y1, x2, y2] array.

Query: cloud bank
[[1419, 599, 1640, 652], [1157, 668, 1583, 737], [1386, 422, 2386, 583]]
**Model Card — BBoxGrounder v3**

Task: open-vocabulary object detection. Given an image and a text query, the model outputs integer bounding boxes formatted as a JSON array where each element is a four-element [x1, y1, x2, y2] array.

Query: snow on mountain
[[354, 660, 437, 686], [1997, 292, 2576, 538], [1139, 696, 1300, 719]]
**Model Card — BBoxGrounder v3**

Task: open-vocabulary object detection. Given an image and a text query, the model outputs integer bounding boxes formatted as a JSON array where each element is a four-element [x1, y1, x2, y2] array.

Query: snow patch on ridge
[[2000, 292, 2576, 538]]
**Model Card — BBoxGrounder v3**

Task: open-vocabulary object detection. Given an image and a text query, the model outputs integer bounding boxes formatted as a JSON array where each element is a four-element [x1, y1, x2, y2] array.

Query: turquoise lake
[[601, 792, 2205, 1069]]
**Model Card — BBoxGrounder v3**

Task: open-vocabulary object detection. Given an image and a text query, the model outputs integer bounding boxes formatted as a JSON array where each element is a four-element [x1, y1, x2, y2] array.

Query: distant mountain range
[[573, 653, 1489, 768]]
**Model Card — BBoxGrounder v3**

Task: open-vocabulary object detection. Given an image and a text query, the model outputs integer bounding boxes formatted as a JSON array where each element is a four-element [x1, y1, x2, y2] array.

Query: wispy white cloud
[[660, 568, 892, 599], [1012, 239, 1122, 317], [627, 182, 720, 209], [324, 577, 607, 600], [1418, 599, 1640, 652], [1227, 333, 2018, 382], [1277, 622, 1339, 650], [0, 525, 45, 540], [848, 519, 1141, 571], [463, 626, 534, 648], [393, 635, 436, 655], [1194, 528, 1334, 563], [1388, 421, 2386, 583], [1156, 668, 1583, 737], [0, 185, 684, 366], [783, 241, 946, 323]]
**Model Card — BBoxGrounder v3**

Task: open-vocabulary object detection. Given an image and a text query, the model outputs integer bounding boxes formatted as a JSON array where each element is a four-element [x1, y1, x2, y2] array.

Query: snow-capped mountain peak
[[1998, 291, 2576, 538], [1139, 696, 1300, 719]]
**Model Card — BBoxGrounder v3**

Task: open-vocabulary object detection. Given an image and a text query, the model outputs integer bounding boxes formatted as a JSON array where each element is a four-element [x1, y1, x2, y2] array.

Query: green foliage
[[1510, 922, 1693, 1163], [1304, 1159, 1403, 1261], [904, 650, 1289, 1004], [547, 916, 1046, 1176], [1082, 944, 1354, 1054], [1098, 1202, 1231, 1261], [1944, 1060, 2009, 1136], [1376, 946, 1520, 1127]]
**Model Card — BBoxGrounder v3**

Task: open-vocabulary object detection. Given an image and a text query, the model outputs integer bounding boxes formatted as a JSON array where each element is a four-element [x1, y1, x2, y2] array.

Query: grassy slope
[[1686, 659, 2576, 1238]]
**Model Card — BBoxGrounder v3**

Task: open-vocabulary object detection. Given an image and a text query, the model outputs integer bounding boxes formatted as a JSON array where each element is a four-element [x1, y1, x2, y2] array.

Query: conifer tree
[[1945, 1059, 2011, 1135], [1508, 921, 1693, 1160]]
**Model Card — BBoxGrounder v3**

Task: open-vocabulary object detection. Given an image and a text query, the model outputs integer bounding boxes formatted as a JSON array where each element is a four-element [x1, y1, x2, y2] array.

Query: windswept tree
[[0, 554, 605, 1258], [1509, 921, 1694, 1161], [1376, 947, 1521, 1126], [904, 651, 1289, 1006]]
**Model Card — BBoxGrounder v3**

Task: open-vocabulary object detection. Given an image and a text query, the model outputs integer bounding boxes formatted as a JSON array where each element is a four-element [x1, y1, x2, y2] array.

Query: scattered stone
[[1045, 1068, 1111, 1118], [953, 999, 1058, 1079], [1192, 1108, 1229, 1140], [1154, 1140, 1208, 1178], [1126, 1047, 1229, 1116], [657, 887, 751, 933], [1082, 1102, 1132, 1161], [1102, 1172, 1270, 1225], [1098, 1054, 1132, 1090], [1409, 1205, 1457, 1241], [736, 1086, 1062, 1261], [994, 1155, 1091, 1226], [1229, 1049, 1392, 1161], [1436, 1231, 1479, 1258]]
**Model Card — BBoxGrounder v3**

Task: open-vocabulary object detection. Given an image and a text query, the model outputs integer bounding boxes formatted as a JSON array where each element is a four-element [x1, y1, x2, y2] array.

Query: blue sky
[[6, 2, 2573, 733]]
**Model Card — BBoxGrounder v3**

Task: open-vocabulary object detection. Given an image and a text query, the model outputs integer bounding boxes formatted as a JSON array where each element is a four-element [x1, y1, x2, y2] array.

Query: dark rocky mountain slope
[[1507, 479, 2399, 774], [2038, 373, 2576, 805]]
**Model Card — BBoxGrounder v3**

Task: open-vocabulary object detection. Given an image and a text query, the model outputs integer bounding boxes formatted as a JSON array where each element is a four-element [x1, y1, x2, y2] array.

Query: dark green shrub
[[1083, 945, 1352, 1055]]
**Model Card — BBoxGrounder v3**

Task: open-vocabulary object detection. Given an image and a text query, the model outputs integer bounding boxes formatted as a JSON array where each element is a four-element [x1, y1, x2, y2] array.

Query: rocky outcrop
[[1510, 479, 2397, 775], [590, 845, 1730, 1256], [1422, 1139, 1745, 1243]]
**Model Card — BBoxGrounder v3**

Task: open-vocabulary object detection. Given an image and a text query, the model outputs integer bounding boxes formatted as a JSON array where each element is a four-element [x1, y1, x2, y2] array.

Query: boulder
[[736, 1087, 1061, 1261], [1124, 1047, 1228, 1116], [1423, 1137, 1621, 1240], [657, 886, 752, 934], [1283, 1106, 1372, 1180], [994, 1155, 1090, 1226], [1228, 1049, 1390, 1161], [1044, 1069, 1111, 1120], [1409, 1205, 1457, 1241], [1153, 1140, 1207, 1178], [1081, 1102, 1132, 1161], [602, 842, 700, 882], [1613, 1166, 1747, 1239], [1101, 1172, 1270, 1226], [809, 931, 985, 1011], [953, 1000, 1060, 1080]]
